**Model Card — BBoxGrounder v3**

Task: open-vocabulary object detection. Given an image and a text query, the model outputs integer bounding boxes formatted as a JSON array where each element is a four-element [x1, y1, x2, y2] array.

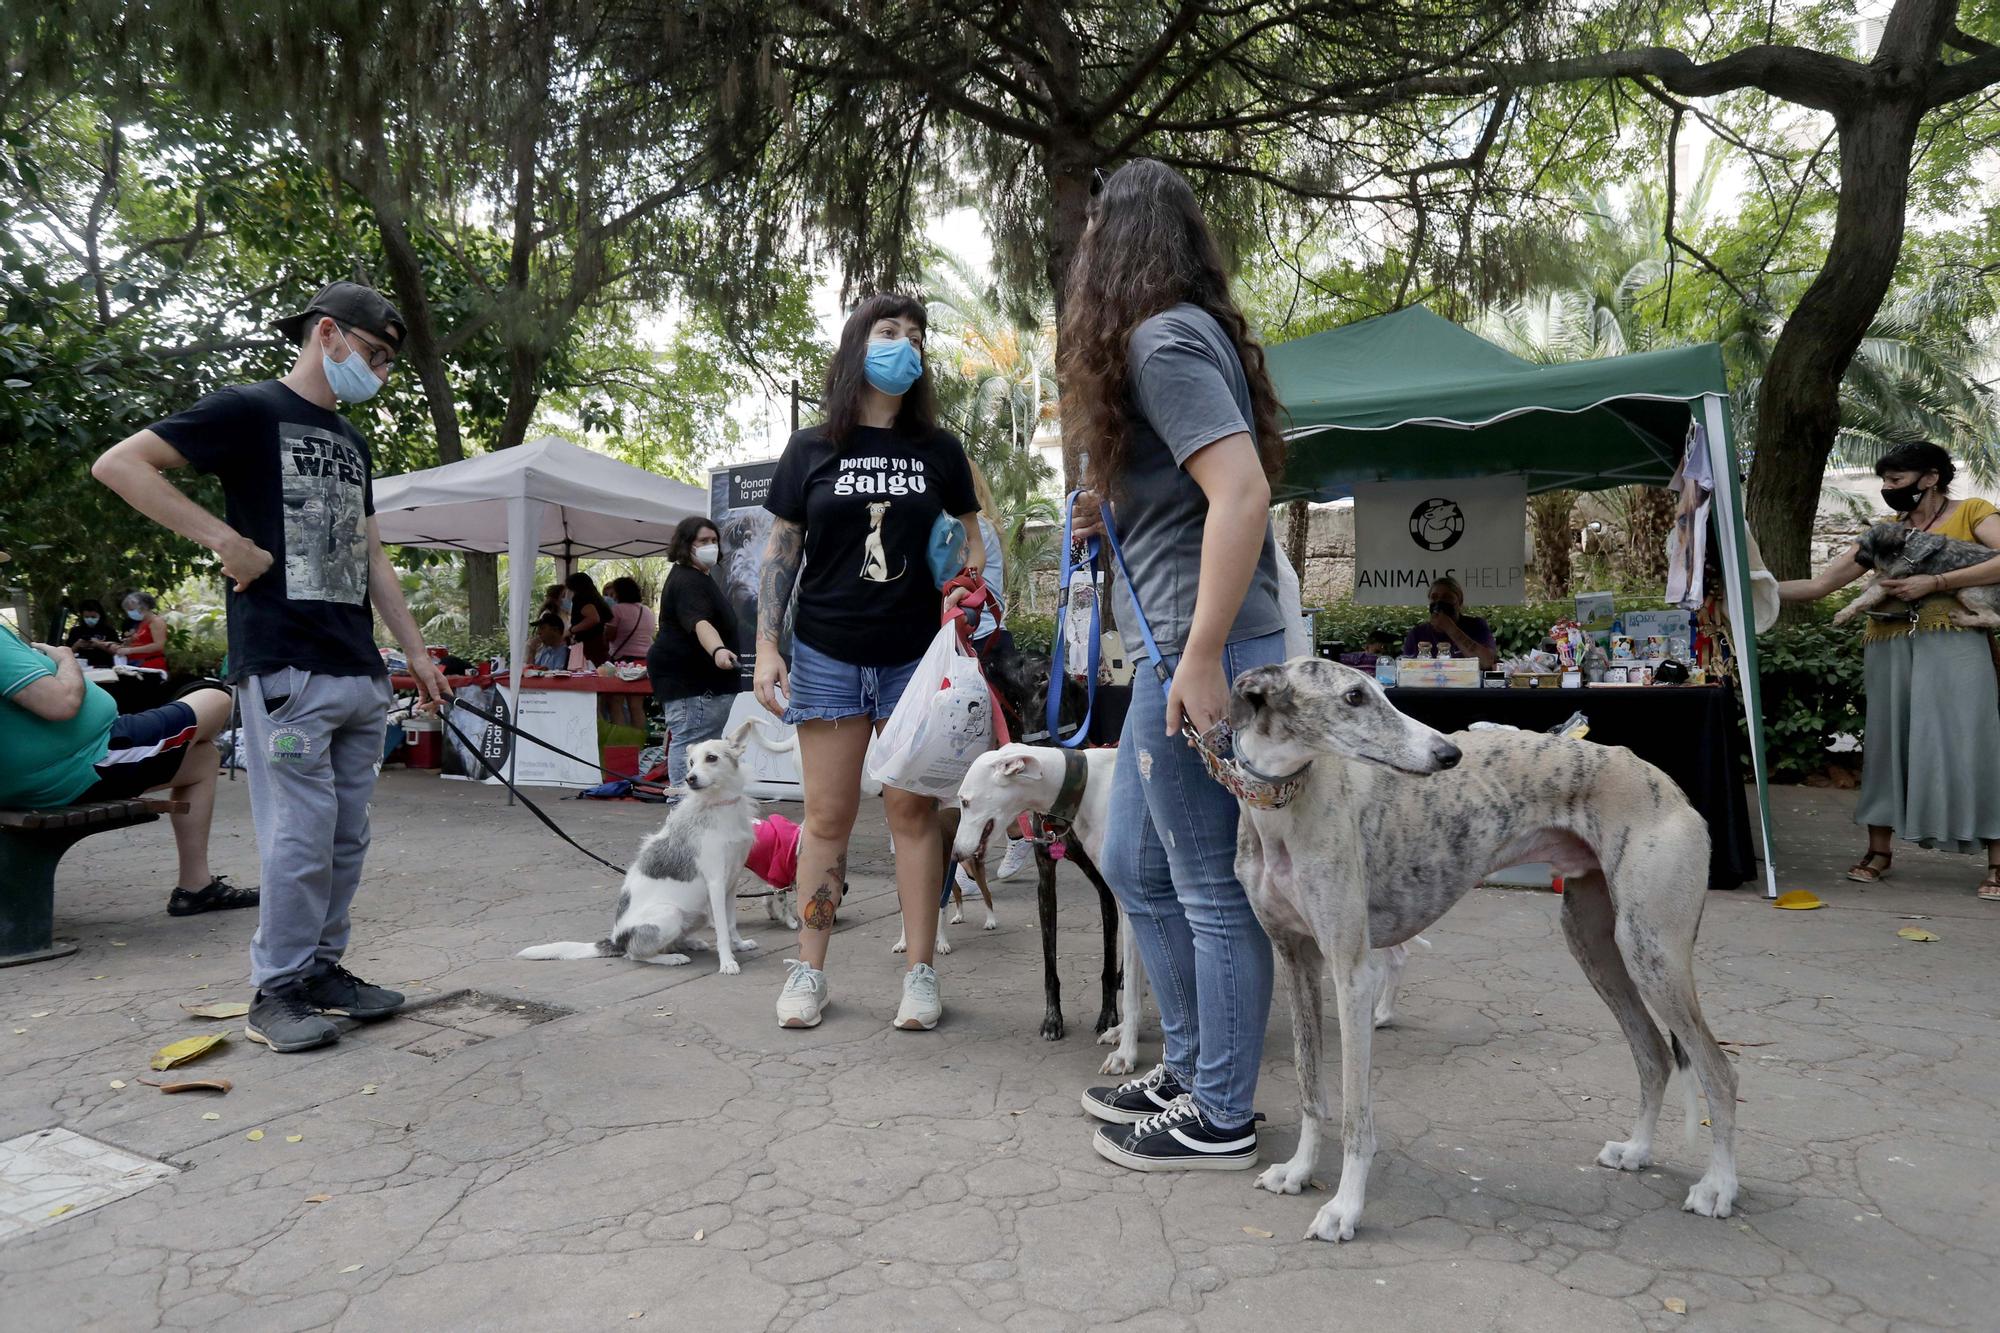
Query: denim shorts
[[782, 637, 922, 726]]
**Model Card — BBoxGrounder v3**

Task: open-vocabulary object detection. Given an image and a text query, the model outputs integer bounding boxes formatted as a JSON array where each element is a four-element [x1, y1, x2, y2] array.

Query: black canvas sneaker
[[301, 964, 405, 1021], [1080, 1063, 1188, 1124], [1092, 1094, 1262, 1172]]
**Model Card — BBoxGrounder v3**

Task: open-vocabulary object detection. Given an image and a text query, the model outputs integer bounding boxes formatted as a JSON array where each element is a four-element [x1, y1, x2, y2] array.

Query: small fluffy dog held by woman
[[518, 723, 770, 974]]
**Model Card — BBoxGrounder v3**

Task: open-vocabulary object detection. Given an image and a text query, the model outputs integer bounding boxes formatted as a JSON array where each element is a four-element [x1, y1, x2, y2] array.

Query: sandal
[[1979, 867, 2000, 902], [167, 875, 261, 917], [1845, 850, 1892, 884]]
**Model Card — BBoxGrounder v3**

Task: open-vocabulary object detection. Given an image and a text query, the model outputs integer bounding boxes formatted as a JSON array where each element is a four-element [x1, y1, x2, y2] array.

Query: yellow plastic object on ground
[[1773, 890, 1825, 910]]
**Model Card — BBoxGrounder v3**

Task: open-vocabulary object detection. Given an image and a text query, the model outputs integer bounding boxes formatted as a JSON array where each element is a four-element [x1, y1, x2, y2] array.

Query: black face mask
[[1430, 600, 1458, 620], [1881, 482, 1927, 514]]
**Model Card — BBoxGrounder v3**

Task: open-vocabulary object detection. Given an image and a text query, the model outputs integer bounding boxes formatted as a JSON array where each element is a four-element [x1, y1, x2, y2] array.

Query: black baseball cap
[[274, 281, 406, 349]]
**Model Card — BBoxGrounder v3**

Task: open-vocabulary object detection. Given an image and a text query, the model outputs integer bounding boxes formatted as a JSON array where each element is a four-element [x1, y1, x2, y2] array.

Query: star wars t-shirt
[[150, 380, 385, 682], [765, 423, 978, 666]]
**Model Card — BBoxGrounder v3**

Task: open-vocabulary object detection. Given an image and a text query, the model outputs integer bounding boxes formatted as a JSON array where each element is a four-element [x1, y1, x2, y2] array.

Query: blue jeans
[[660, 690, 735, 788], [781, 637, 922, 726], [1102, 630, 1286, 1127]]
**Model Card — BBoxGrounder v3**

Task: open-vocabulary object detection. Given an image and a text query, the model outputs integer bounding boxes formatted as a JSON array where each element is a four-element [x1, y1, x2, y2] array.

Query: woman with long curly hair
[[1062, 160, 1291, 1172], [754, 292, 984, 1032]]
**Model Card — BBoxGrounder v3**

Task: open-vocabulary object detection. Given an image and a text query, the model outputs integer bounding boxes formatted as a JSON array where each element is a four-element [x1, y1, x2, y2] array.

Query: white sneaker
[[955, 863, 980, 897], [995, 837, 1033, 880], [894, 962, 943, 1030], [776, 959, 829, 1029]]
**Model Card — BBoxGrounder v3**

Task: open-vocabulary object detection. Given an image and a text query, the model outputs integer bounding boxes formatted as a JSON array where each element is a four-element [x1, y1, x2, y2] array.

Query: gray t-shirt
[[1107, 304, 1283, 660]]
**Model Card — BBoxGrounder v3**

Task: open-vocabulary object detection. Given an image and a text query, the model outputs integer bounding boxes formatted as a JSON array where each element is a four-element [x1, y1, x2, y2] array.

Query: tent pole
[[505, 499, 541, 809], [1701, 394, 1780, 898]]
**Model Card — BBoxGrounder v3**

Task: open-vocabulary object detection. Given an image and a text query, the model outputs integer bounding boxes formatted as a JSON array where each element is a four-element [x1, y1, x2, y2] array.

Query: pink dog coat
[[746, 814, 802, 889]]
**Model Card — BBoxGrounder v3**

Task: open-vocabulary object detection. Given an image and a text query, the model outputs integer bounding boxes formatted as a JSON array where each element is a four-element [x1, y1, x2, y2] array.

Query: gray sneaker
[[894, 962, 943, 1031], [245, 987, 340, 1053], [301, 964, 404, 1022], [776, 959, 829, 1028]]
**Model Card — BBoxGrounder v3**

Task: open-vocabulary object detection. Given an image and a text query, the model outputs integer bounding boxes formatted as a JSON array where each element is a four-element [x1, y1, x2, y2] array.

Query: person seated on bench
[[0, 621, 254, 916]]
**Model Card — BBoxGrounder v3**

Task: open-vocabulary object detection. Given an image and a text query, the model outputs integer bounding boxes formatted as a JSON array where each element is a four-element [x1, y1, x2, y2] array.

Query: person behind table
[[527, 612, 569, 670], [1, 615, 257, 916], [563, 570, 614, 666], [603, 576, 657, 662], [92, 279, 449, 1054], [753, 291, 984, 1033], [112, 590, 171, 671], [1778, 440, 2000, 899], [1060, 158, 1289, 1172], [540, 582, 569, 626], [649, 515, 742, 789], [1401, 576, 1498, 670], [64, 599, 116, 668]]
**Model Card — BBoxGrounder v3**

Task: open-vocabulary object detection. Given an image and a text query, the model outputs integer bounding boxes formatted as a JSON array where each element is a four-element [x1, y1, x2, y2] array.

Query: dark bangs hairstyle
[[1874, 440, 1954, 493], [820, 292, 937, 444], [1059, 159, 1287, 495]]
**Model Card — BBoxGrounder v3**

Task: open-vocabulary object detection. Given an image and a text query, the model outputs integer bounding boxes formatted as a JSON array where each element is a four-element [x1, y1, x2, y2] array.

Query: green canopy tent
[[1266, 306, 1778, 898]]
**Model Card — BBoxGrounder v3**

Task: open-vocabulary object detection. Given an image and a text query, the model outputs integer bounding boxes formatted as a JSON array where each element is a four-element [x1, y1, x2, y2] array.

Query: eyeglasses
[[340, 326, 397, 372]]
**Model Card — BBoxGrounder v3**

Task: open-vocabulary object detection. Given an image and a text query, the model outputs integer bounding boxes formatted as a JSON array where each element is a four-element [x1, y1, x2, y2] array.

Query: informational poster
[[708, 459, 783, 662], [499, 689, 601, 790], [1352, 475, 1528, 606]]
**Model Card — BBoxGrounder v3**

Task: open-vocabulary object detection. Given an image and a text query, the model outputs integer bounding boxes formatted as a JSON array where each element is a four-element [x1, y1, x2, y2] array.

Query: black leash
[[441, 695, 655, 786], [428, 698, 780, 899]]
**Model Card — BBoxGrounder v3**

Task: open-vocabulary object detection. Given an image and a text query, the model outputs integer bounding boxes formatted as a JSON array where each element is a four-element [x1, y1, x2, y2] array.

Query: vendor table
[[391, 670, 652, 790], [85, 666, 172, 715], [1384, 685, 1756, 892]]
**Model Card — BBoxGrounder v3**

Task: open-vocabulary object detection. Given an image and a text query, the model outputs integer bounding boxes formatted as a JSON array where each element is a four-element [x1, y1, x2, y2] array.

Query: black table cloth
[[1383, 685, 1756, 891]]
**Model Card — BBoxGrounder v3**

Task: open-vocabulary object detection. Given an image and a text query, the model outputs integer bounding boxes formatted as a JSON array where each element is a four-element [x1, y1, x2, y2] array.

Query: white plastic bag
[[866, 624, 995, 798]]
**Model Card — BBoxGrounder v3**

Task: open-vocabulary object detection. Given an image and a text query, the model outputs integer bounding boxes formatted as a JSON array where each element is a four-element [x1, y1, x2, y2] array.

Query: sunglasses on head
[[1089, 166, 1112, 198]]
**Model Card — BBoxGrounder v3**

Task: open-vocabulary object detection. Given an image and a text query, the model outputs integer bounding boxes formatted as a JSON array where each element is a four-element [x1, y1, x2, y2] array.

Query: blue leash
[[1047, 490, 1172, 748]]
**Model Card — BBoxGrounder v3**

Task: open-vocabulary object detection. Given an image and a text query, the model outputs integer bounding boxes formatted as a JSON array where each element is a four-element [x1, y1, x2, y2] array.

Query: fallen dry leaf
[[48, 1203, 75, 1218], [1664, 1296, 1688, 1315], [12, 1028, 25, 1035], [246, 1129, 264, 1141], [339, 1264, 363, 1274], [864, 1121, 882, 1129], [305, 1194, 332, 1204], [111, 941, 126, 947], [360, 1084, 377, 1095], [1242, 1226, 1275, 1239], [89, 974, 106, 980], [1896, 926, 1940, 942], [1774, 890, 1824, 910], [201, 1112, 221, 1121], [149, 1032, 227, 1071], [285, 1134, 303, 1143], [139, 1077, 232, 1094], [181, 1001, 250, 1020], [29, 1011, 50, 1018], [108, 1080, 126, 1090]]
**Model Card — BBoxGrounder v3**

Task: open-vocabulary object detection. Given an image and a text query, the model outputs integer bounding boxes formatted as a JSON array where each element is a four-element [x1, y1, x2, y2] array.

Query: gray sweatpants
[[240, 667, 391, 990]]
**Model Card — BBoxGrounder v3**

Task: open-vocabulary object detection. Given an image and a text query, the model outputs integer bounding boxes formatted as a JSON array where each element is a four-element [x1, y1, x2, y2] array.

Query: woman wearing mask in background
[[649, 518, 741, 788], [1061, 159, 1290, 1172], [755, 292, 983, 1033], [600, 575, 658, 731], [1779, 440, 2000, 899], [563, 571, 614, 667], [65, 599, 116, 668], [115, 591, 170, 672]]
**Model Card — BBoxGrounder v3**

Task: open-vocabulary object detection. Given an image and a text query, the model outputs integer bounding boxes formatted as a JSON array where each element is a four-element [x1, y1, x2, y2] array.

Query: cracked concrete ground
[[3, 770, 1996, 1331]]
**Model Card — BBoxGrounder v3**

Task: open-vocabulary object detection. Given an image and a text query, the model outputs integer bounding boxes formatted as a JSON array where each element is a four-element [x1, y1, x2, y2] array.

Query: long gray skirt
[[1855, 629, 2000, 853]]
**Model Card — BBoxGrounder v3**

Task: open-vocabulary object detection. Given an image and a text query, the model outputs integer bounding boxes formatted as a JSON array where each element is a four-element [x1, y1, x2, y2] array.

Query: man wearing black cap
[[93, 280, 450, 1054]]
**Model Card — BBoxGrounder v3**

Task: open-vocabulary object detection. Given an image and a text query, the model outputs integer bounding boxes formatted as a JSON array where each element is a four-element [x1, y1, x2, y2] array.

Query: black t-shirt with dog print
[[765, 423, 977, 666]]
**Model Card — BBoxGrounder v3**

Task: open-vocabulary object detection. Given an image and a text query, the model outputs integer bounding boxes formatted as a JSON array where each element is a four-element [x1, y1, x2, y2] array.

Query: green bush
[[1008, 611, 1054, 655], [1751, 620, 1867, 783], [165, 623, 228, 677], [1311, 597, 1679, 658]]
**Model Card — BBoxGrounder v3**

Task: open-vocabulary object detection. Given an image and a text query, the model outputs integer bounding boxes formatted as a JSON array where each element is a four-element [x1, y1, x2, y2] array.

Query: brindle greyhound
[[1227, 657, 1738, 1242]]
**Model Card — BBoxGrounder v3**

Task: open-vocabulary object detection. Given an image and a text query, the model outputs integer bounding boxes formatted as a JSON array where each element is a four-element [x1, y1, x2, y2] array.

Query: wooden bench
[[0, 798, 189, 966]]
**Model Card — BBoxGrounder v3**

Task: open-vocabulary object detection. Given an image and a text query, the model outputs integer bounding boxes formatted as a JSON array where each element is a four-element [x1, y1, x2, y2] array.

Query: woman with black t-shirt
[[563, 571, 614, 666], [648, 515, 742, 788], [755, 293, 984, 1034]]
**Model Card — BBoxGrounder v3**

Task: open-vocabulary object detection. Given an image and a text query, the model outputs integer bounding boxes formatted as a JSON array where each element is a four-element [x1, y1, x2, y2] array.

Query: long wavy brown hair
[[821, 292, 937, 444], [1058, 160, 1286, 495]]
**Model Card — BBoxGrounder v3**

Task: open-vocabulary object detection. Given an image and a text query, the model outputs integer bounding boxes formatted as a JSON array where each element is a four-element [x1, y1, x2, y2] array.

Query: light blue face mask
[[863, 337, 923, 396], [322, 328, 384, 404]]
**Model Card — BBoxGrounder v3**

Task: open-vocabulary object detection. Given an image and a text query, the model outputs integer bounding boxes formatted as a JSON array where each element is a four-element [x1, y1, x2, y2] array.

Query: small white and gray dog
[[518, 722, 783, 975], [1832, 522, 2000, 630]]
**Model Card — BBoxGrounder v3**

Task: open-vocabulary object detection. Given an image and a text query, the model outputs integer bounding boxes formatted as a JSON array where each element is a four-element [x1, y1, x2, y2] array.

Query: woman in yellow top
[[1779, 442, 2000, 899]]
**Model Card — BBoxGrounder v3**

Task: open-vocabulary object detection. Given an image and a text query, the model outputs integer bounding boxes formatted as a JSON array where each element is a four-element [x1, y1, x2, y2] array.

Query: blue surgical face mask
[[322, 328, 384, 404], [127, 608, 145, 622], [81, 615, 100, 626], [604, 592, 618, 605], [863, 337, 923, 396]]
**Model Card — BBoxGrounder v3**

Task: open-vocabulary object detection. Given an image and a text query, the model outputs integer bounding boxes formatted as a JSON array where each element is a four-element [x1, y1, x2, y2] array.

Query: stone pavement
[[2, 771, 1997, 1332]]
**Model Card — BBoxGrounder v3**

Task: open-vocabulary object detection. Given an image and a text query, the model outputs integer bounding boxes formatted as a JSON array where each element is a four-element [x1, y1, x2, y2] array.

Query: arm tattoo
[[759, 518, 803, 644], [801, 850, 846, 932]]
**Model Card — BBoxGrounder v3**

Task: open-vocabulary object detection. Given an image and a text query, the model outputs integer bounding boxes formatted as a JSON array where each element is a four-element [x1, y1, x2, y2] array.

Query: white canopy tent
[[372, 435, 709, 786]]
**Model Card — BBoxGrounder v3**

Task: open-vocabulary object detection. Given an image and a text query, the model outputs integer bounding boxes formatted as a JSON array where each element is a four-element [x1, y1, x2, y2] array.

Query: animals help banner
[[1352, 475, 1528, 607]]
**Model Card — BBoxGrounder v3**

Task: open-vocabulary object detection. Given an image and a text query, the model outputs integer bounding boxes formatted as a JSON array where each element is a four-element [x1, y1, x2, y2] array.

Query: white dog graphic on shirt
[[861, 500, 903, 583]]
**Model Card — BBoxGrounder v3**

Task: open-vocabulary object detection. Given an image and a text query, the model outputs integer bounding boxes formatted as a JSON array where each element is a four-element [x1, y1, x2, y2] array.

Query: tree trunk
[[1620, 486, 1674, 587], [1285, 500, 1311, 577], [1742, 15, 1938, 584], [1529, 491, 1576, 601], [1044, 145, 1094, 495]]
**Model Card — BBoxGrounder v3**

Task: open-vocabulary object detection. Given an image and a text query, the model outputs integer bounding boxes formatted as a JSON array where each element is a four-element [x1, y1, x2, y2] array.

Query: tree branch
[[1379, 44, 1870, 115], [1928, 46, 2000, 106]]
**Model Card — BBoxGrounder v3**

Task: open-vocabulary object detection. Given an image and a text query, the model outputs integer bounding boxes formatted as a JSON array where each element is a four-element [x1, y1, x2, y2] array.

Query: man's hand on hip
[[217, 534, 274, 591]]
